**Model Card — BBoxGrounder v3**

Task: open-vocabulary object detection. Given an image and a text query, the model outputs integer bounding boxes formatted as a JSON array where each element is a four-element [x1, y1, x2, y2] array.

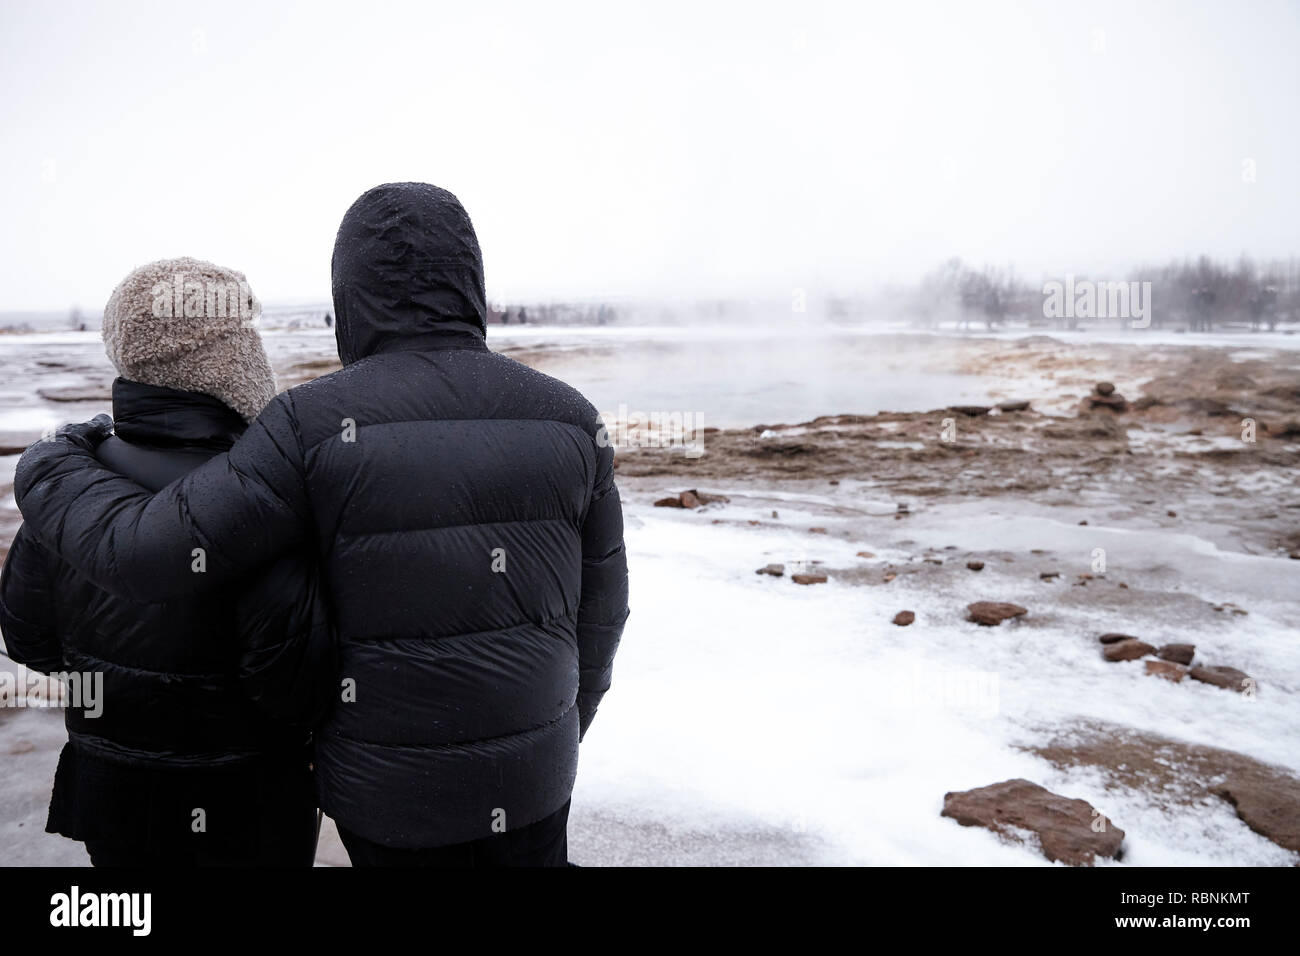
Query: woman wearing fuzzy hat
[[0, 258, 333, 866]]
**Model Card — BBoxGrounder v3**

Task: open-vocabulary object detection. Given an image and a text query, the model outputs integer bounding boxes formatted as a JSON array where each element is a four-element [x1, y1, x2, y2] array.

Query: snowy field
[[11, 492, 1290, 866], [566, 492, 1300, 866]]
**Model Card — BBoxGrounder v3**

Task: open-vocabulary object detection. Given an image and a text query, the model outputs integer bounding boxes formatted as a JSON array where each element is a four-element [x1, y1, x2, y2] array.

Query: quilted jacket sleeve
[[0, 524, 63, 674], [13, 393, 311, 603]]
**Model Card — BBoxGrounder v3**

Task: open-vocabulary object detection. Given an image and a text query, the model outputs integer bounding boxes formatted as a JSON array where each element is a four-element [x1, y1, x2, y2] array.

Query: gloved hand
[[45, 414, 114, 451]]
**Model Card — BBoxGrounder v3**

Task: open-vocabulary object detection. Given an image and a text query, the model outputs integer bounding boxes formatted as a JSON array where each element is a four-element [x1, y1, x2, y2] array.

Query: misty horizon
[[2, 0, 1298, 311]]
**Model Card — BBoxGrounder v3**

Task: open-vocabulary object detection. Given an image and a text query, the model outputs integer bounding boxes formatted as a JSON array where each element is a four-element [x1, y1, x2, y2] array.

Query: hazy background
[[1, 0, 1298, 311]]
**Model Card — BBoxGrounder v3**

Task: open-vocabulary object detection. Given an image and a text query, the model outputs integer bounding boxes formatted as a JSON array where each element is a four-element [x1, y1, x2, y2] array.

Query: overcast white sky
[[1, 0, 1297, 310]]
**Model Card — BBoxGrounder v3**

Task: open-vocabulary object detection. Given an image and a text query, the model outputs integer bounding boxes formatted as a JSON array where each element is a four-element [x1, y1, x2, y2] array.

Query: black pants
[[338, 800, 571, 867], [60, 746, 319, 868], [85, 809, 318, 867]]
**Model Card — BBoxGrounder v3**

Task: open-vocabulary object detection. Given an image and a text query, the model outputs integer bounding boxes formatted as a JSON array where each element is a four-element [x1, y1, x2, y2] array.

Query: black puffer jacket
[[1, 379, 329, 761], [15, 183, 631, 847], [1, 379, 332, 850]]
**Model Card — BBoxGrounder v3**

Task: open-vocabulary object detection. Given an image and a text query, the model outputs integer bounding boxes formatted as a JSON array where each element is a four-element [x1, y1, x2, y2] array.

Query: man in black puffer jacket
[[1, 257, 332, 866], [14, 183, 631, 865]]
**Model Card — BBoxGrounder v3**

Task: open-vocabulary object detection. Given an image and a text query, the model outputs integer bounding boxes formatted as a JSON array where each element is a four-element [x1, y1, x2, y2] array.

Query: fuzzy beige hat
[[102, 257, 276, 422]]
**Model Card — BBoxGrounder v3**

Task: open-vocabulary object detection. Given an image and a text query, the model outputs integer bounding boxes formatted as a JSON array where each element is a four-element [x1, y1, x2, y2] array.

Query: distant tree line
[[909, 258, 1031, 330], [1129, 256, 1297, 331], [487, 302, 618, 326], [906, 255, 1300, 331]]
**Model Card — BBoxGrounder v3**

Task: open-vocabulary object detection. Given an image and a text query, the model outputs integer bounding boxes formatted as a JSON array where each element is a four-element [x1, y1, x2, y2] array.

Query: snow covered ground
[[7, 482, 1295, 866], [565, 492, 1299, 866]]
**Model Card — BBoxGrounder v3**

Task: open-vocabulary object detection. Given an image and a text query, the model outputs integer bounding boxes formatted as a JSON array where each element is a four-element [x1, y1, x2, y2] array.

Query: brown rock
[[892, 610, 915, 626], [1266, 420, 1300, 439], [1145, 660, 1188, 682], [1040, 571, 1060, 580], [1157, 643, 1195, 666], [966, 601, 1028, 626], [1210, 602, 1248, 616], [792, 573, 828, 586], [882, 572, 897, 583], [1029, 720, 1300, 855], [966, 560, 985, 571], [998, 400, 1031, 412], [856, 551, 876, 559], [1094, 381, 1116, 396], [37, 385, 113, 403], [809, 527, 828, 534], [1189, 665, 1255, 694], [1211, 778, 1300, 853], [1098, 632, 1138, 644], [701, 491, 730, 505], [941, 778, 1124, 866], [657, 488, 730, 510], [1176, 396, 1232, 417], [1102, 639, 1156, 662], [949, 405, 990, 417], [755, 564, 784, 577], [1091, 393, 1128, 409], [0, 432, 35, 456]]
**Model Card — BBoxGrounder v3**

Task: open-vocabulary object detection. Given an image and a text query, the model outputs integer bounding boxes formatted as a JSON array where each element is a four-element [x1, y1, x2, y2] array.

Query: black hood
[[331, 183, 488, 365]]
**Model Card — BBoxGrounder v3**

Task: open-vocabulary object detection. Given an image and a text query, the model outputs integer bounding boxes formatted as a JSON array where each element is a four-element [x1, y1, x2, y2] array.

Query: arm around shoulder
[[14, 395, 311, 602]]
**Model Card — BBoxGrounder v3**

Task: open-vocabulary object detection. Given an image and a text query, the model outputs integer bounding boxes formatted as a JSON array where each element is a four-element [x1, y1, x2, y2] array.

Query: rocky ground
[[611, 334, 1300, 560]]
